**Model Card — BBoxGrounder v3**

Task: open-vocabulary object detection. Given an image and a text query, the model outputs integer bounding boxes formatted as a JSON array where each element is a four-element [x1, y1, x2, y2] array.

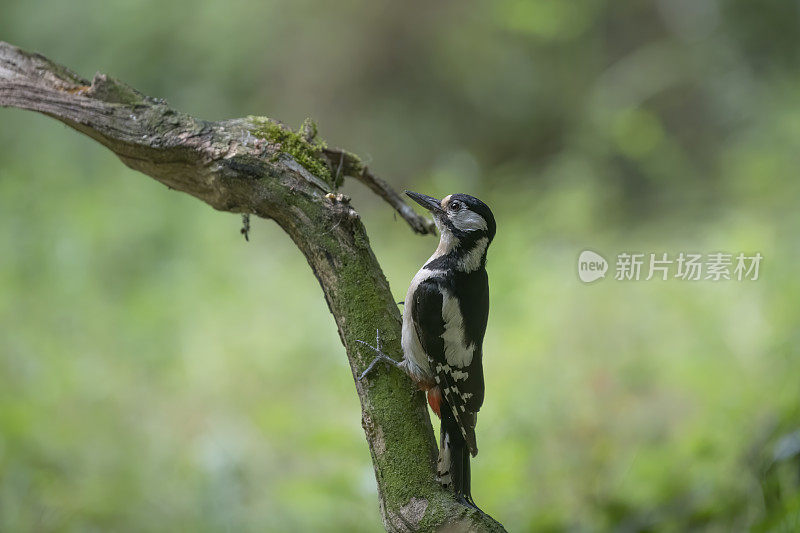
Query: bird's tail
[[437, 407, 477, 509]]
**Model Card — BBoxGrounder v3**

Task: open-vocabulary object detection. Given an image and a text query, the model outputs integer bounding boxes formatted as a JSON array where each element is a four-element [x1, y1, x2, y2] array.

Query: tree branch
[[0, 42, 505, 532]]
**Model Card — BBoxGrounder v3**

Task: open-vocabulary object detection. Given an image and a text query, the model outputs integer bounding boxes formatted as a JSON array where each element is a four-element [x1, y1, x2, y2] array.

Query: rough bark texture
[[0, 42, 506, 532]]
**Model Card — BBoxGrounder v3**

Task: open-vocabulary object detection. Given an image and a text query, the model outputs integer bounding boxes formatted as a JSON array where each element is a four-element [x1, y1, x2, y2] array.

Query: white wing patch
[[440, 289, 474, 368]]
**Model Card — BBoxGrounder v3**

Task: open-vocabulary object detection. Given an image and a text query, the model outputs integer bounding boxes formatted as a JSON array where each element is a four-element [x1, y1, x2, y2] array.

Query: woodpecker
[[358, 191, 495, 511]]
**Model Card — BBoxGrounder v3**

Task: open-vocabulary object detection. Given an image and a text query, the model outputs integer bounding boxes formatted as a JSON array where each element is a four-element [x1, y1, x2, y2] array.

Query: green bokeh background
[[1, 1, 799, 531]]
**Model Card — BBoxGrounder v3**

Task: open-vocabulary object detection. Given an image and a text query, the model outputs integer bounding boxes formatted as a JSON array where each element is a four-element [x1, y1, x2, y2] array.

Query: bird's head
[[406, 191, 496, 270]]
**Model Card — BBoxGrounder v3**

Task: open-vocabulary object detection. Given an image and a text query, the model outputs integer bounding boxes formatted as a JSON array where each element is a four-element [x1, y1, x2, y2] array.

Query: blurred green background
[[2, 0, 800, 531]]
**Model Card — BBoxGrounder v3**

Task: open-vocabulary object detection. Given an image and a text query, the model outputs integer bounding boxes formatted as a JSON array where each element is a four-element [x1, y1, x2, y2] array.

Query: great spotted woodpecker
[[359, 191, 495, 511]]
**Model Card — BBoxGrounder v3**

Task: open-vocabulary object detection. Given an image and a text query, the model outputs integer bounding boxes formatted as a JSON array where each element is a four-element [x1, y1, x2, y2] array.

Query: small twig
[[240, 213, 250, 241], [322, 147, 436, 235], [358, 165, 437, 235]]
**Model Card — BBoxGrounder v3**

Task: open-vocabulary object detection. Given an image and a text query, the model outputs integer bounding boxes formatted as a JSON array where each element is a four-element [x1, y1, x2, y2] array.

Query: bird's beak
[[405, 191, 444, 214]]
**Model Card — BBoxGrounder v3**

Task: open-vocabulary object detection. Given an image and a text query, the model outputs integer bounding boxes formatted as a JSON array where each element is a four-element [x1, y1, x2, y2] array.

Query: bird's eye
[[450, 201, 462, 211]]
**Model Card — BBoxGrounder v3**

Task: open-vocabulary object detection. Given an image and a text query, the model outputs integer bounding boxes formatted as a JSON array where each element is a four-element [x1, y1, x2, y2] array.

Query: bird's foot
[[357, 329, 402, 381]]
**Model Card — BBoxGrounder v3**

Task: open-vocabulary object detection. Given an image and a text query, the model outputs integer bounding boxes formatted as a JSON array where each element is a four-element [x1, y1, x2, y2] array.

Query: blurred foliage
[[1, 0, 800, 531]]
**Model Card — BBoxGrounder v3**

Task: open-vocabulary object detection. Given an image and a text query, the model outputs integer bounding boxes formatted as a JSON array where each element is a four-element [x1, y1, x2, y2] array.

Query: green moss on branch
[[248, 116, 334, 186]]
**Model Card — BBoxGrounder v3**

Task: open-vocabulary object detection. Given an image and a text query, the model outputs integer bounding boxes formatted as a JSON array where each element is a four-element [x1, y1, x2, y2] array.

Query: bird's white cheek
[[451, 211, 487, 232]]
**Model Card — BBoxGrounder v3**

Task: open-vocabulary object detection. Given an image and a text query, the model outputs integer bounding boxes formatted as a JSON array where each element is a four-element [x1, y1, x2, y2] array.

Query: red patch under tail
[[427, 386, 442, 418]]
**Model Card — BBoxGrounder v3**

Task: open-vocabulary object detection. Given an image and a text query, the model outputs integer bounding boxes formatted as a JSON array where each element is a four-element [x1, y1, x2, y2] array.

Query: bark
[[0, 42, 506, 532]]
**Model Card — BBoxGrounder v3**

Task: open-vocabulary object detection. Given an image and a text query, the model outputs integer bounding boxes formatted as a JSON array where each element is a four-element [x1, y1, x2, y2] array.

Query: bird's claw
[[357, 329, 402, 381]]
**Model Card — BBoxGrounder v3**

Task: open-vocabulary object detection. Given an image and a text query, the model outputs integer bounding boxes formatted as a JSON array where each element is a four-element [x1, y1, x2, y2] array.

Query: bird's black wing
[[412, 278, 478, 455]]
